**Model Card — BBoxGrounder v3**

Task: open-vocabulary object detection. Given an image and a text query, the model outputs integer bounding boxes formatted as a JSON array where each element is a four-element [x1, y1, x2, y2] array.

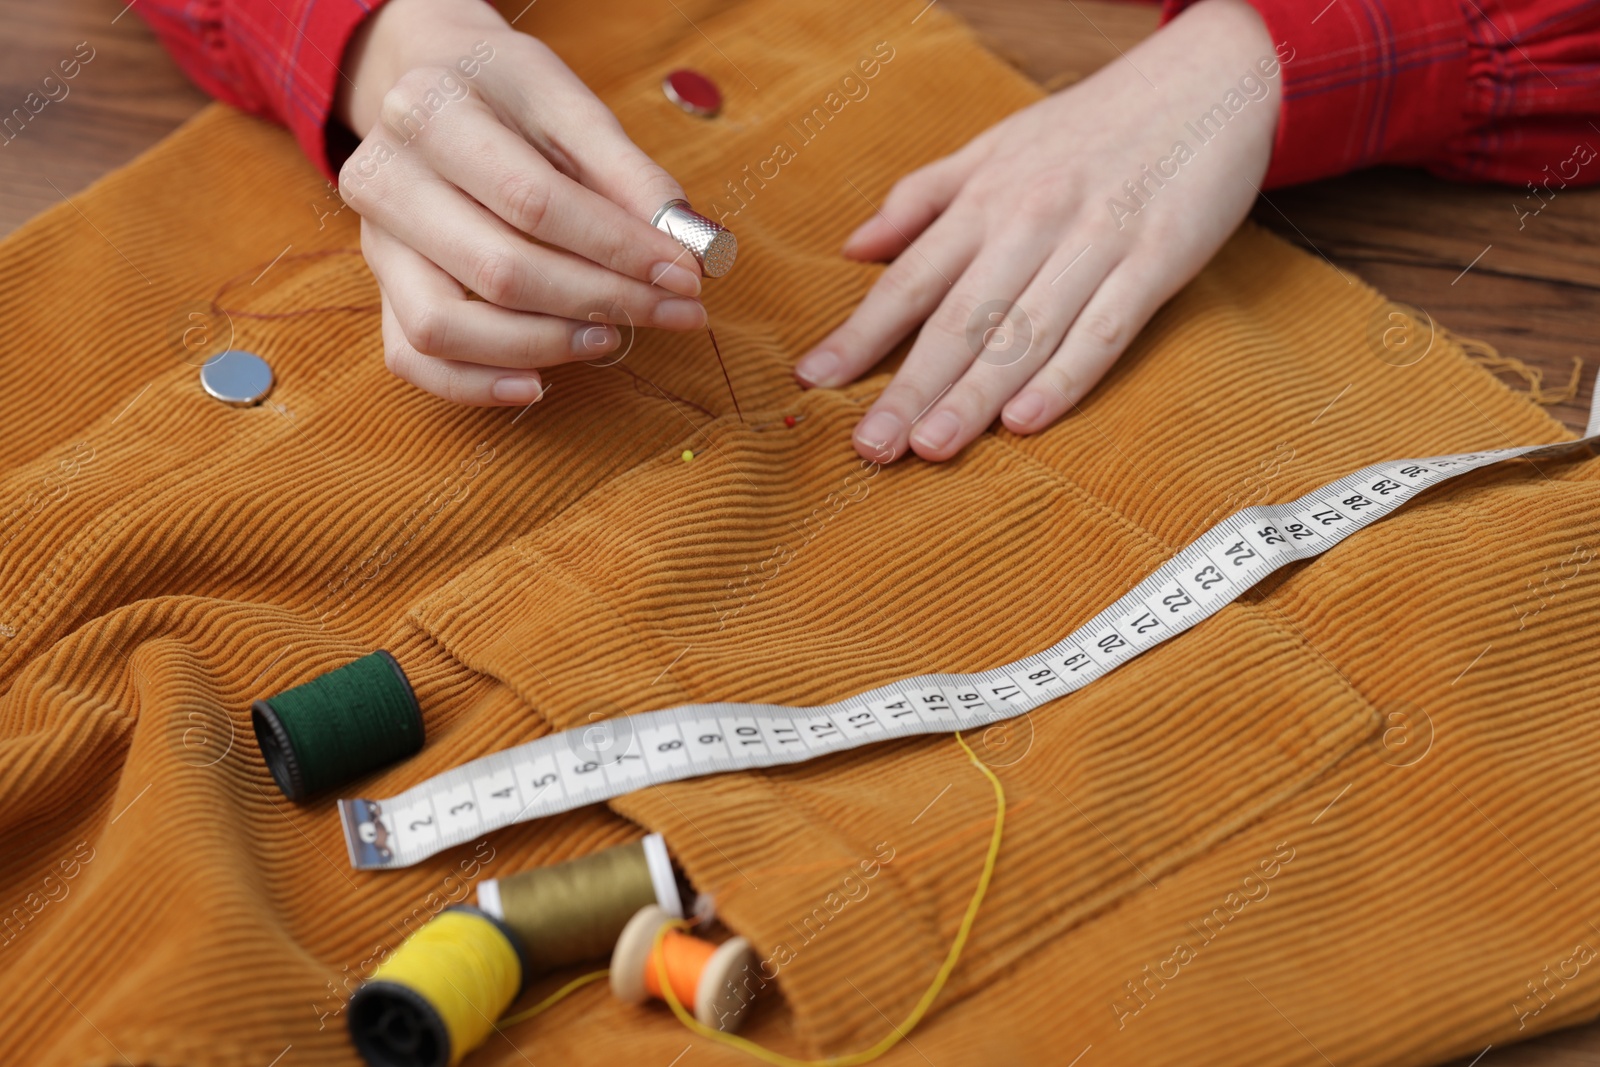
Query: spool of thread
[[476, 832, 702, 975], [347, 905, 527, 1067], [610, 904, 758, 1032], [251, 650, 424, 801]]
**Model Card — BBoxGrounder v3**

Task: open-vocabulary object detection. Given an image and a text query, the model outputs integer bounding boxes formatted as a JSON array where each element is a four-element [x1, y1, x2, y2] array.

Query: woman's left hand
[[794, 0, 1280, 463]]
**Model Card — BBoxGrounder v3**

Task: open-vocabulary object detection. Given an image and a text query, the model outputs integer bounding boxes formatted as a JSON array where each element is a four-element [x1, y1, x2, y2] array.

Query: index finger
[[401, 88, 703, 296]]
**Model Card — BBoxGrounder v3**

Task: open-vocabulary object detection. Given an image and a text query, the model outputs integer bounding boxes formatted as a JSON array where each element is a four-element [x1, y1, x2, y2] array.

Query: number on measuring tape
[[868, 693, 918, 725], [1058, 646, 1095, 673], [1119, 608, 1162, 638], [472, 768, 522, 822], [433, 782, 478, 837], [724, 718, 768, 755], [640, 723, 689, 769], [1008, 667, 1060, 699], [912, 687, 965, 722], [601, 737, 649, 787], [1282, 520, 1317, 541], [758, 718, 804, 752], [844, 705, 888, 734], [945, 687, 992, 719], [340, 391, 1600, 869], [798, 714, 847, 749], [513, 756, 562, 806], [390, 798, 438, 853], [683, 720, 730, 762]]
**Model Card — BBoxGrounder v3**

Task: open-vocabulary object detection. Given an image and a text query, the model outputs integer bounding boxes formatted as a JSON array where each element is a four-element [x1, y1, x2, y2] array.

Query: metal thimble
[[651, 199, 738, 278]]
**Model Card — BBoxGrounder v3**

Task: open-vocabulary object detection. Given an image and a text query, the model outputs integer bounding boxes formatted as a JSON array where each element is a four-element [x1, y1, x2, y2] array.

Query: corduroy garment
[[1, 0, 1597, 1064]]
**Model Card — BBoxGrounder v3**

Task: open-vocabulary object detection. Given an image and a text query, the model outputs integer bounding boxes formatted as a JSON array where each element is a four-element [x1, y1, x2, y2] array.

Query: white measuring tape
[[340, 391, 1600, 870]]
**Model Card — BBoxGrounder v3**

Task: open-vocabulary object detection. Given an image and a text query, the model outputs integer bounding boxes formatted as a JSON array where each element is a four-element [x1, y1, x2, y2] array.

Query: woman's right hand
[[335, 0, 707, 406]]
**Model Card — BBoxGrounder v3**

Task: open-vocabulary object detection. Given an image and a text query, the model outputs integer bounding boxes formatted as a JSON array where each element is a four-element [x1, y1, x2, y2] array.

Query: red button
[[663, 69, 722, 117]]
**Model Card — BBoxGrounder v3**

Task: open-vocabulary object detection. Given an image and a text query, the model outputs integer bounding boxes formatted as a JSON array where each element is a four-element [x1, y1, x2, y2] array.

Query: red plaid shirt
[[134, 0, 377, 179], [141, 0, 1600, 189], [1165, 0, 1600, 188]]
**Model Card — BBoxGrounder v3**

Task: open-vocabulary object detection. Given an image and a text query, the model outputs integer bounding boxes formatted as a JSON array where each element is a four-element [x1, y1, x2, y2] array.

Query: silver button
[[200, 349, 274, 406]]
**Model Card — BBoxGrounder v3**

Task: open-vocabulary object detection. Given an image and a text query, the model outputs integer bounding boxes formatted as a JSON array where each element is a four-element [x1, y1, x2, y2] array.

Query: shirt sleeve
[[136, 0, 383, 181], [1161, 0, 1600, 189]]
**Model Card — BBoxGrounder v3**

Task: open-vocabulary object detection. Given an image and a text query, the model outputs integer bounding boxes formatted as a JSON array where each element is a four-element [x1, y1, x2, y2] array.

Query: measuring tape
[[340, 392, 1600, 870]]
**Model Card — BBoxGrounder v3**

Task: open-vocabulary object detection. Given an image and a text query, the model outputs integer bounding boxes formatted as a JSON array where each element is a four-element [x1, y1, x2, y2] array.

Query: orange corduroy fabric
[[2, 0, 1598, 1064]]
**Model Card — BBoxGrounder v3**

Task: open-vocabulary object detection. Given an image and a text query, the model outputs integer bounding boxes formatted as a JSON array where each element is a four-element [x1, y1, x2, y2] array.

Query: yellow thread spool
[[610, 904, 758, 1032], [347, 906, 526, 1067]]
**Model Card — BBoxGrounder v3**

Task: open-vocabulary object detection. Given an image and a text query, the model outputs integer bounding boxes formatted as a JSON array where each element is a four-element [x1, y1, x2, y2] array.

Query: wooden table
[[2, 2, 1595, 1063]]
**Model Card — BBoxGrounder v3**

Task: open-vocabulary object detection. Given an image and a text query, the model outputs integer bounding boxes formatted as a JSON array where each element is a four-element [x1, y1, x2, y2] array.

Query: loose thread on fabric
[[652, 731, 1006, 1067], [701, 795, 1034, 913], [1452, 331, 1584, 406], [211, 249, 379, 320], [607, 361, 718, 419], [498, 968, 611, 1028]]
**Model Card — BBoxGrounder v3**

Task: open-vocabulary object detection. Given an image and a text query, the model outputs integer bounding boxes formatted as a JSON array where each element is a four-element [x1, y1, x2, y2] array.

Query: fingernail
[[652, 298, 707, 330], [492, 376, 543, 403], [854, 410, 904, 458], [911, 411, 961, 453], [649, 261, 701, 297], [1006, 392, 1045, 430], [795, 349, 841, 388], [841, 219, 876, 253], [574, 324, 620, 355]]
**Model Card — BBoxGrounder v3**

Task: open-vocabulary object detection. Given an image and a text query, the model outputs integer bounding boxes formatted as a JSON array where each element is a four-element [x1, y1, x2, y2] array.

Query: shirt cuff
[[274, 0, 387, 182], [1161, 0, 1472, 189]]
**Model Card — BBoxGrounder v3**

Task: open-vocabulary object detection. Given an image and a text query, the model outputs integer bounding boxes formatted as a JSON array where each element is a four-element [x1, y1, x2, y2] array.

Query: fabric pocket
[[408, 382, 1378, 1052]]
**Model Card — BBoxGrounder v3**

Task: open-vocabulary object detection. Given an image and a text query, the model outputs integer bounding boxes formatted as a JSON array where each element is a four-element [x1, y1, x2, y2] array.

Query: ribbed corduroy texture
[[0, 0, 1597, 1064]]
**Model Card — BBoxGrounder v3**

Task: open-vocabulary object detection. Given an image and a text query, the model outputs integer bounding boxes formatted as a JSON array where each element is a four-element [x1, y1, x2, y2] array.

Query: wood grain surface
[[0, 0, 1596, 1062], [0, 0, 208, 234]]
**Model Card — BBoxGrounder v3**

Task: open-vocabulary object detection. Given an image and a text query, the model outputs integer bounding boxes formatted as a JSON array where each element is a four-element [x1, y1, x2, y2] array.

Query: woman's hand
[[336, 0, 707, 406], [794, 0, 1281, 462]]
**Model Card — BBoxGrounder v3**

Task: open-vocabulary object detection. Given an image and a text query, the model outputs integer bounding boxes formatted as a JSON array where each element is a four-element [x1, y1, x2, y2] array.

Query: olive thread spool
[[251, 650, 424, 801], [476, 832, 703, 976], [611, 904, 758, 1032], [347, 905, 526, 1067]]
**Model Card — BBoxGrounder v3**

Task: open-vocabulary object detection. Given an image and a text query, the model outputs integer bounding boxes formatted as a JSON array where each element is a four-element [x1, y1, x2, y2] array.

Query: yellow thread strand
[[652, 731, 1006, 1066], [498, 968, 610, 1028]]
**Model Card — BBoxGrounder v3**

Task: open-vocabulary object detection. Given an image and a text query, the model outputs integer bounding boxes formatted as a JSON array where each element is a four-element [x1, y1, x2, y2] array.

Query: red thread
[[210, 249, 379, 320], [607, 362, 716, 420]]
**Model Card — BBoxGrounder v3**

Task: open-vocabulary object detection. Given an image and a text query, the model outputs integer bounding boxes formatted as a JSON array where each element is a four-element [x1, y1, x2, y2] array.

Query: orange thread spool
[[644, 927, 717, 1007], [611, 905, 759, 1032]]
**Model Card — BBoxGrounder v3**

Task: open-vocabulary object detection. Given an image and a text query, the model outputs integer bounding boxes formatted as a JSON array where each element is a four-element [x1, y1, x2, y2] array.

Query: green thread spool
[[476, 833, 700, 975], [252, 650, 424, 802], [347, 905, 527, 1067]]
